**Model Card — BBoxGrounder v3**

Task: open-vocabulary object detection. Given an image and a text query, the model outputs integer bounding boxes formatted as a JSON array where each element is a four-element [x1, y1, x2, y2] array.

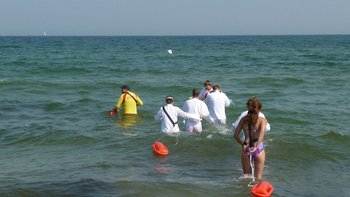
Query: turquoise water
[[0, 35, 349, 196]]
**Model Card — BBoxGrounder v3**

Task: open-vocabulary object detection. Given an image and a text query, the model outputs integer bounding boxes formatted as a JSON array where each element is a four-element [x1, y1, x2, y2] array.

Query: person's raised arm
[[177, 107, 200, 121]]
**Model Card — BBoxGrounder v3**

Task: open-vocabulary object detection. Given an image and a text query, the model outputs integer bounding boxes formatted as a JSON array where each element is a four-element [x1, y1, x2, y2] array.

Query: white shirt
[[199, 88, 212, 100], [182, 98, 210, 132], [232, 111, 271, 132], [154, 104, 200, 133], [204, 90, 230, 124]]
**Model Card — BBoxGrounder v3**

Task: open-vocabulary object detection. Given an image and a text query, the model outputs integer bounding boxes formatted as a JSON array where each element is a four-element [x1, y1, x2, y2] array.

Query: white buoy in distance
[[167, 49, 173, 55]]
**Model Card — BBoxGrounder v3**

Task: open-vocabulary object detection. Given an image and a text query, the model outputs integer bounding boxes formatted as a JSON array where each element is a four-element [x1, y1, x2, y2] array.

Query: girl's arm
[[234, 117, 245, 147], [255, 118, 267, 148]]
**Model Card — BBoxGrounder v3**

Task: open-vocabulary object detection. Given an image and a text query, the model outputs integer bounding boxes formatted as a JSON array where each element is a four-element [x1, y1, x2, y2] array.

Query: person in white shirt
[[199, 80, 213, 100], [204, 84, 230, 124], [182, 88, 210, 133], [154, 96, 200, 133]]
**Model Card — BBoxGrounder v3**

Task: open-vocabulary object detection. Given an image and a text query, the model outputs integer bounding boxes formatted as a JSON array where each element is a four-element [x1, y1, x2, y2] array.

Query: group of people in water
[[154, 81, 231, 133], [110, 80, 270, 181]]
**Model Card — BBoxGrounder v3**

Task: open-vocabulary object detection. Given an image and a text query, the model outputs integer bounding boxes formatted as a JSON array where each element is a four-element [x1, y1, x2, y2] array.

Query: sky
[[0, 0, 349, 36]]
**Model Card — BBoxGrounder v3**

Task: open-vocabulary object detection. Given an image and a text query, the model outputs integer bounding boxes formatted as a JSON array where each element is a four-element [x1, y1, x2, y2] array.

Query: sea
[[0, 35, 349, 197]]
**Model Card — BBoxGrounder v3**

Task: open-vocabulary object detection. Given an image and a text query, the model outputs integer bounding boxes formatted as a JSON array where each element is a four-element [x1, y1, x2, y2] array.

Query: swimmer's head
[[203, 80, 211, 87], [246, 96, 262, 125], [165, 95, 174, 104], [246, 96, 262, 112], [213, 84, 221, 92], [121, 85, 130, 91], [192, 88, 200, 98]]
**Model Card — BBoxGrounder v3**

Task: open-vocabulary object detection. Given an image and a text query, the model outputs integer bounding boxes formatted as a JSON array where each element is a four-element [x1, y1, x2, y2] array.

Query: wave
[[42, 102, 66, 112], [29, 66, 92, 75], [0, 178, 118, 197], [272, 117, 310, 126], [0, 78, 9, 83], [2, 128, 103, 146], [317, 130, 350, 143], [3, 59, 26, 66], [0, 45, 22, 49]]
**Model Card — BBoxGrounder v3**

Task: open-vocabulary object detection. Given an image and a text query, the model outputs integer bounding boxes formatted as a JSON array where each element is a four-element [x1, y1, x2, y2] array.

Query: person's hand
[[249, 147, 257, 153], [109, 108, 119, 116], [208, 116, 215, 124], [242, 143, 250, 151], [249, 142, 258, 153]]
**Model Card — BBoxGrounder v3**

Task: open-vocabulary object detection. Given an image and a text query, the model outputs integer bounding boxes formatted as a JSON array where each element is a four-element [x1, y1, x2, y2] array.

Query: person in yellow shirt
[[110, 85, 143, 115]]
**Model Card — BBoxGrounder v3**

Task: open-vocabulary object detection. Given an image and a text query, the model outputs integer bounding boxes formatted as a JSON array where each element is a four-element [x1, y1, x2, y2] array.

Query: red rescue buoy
[[153, 142, 169, 156], [109, 111, 116, 117], [109, 108, 118, 117], [251, 181, 273, 197]]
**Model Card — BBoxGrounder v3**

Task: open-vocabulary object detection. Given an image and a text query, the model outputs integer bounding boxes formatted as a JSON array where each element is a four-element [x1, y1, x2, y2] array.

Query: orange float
[[109, 108, 118, 117], [109, 111, 116, 116], [153, 141, 169, 156], [251, 181, 273, 197]]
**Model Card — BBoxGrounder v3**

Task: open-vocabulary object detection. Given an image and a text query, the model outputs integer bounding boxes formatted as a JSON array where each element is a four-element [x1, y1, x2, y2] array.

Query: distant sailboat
[[43, 32, 47, 36]]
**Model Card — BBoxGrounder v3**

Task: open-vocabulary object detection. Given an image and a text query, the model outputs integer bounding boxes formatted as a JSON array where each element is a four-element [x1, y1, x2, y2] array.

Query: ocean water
[[0, 35, 349, 197]]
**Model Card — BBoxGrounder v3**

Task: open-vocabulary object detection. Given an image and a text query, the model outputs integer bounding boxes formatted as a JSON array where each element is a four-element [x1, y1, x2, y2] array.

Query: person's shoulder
[[206, 92, 215, 98], [239, 116, 248, 125], [198, 99, 206, 104], [184, 99, 191, 103], [197, 99, 206, 105], [258, 116, 267, 124], [220, 92, 228, 97], [185, 99, 196, 105], [173, 105, 182, 111]]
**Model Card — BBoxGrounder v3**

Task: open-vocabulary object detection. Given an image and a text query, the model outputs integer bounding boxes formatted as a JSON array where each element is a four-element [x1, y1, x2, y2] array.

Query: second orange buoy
[[251, 181, 273, 197], [153, 141, 169, 156]]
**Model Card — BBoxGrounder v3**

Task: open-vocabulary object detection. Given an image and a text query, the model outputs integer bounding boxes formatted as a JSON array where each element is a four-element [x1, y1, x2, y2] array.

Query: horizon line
[[1, 33, 350, 37]]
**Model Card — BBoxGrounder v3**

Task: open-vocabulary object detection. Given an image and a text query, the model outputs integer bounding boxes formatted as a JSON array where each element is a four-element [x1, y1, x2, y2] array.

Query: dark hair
[[121, 85, 130, 90], [192, 88, 200, 98], [246, 96, 262, 125], [203, 80, 211, 86], [165, 95, 174, 104], [213, 84, 221, 91]]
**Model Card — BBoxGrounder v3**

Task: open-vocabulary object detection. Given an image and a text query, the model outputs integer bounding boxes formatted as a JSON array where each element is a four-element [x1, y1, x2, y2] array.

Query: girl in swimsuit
[[234, 96, 267, 180]]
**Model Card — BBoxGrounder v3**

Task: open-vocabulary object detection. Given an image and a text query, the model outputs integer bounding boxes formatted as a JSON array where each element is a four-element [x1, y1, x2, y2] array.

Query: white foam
[[238, 174, 254, 180], [206, 134, 213, 139]]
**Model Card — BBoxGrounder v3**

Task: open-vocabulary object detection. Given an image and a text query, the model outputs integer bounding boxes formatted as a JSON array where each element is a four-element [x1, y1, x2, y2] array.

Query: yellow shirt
[[115, 91, 143, 115]]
